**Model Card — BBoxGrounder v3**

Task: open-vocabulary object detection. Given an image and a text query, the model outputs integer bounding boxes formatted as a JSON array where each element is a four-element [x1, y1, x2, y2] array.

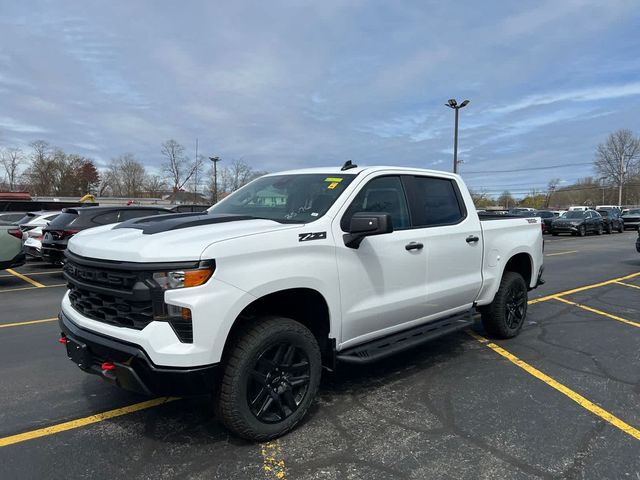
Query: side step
[[336, 310, 475, 365]]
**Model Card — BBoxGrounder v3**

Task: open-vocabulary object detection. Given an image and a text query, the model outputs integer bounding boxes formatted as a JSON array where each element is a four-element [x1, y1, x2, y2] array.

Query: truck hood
[[68, 216, 298, 262]]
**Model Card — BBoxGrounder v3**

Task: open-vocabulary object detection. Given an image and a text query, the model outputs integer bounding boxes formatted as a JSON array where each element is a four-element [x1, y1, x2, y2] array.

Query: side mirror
[[343, 212, 393, 249]]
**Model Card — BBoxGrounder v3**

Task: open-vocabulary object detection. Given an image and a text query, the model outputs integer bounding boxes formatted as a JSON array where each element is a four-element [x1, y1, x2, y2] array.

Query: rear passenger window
[[341, 176, 410, 231], [92, 211, 119, 225], [407, 176, 465, 227]]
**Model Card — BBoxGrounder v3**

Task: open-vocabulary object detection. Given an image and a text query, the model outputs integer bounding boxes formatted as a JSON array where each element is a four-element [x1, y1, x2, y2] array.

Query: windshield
[[565, 211, 585, 219], [209, 174, 356, 223], [626, 209, 640, 215]]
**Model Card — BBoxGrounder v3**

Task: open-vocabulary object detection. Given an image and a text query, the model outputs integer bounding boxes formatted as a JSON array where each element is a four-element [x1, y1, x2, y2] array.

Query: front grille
[[63, 254, 196, 343], [68, 286, 154, 329]]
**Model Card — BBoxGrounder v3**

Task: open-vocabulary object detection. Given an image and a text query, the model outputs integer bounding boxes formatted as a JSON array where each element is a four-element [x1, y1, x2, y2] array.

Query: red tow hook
[[58, 337, 68, 344], [101, 362, 116, 371]]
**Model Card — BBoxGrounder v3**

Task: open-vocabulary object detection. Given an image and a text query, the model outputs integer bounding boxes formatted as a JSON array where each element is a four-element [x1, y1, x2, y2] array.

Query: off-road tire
[[480, 271, 528, 339], [215, 316, 322, 441]]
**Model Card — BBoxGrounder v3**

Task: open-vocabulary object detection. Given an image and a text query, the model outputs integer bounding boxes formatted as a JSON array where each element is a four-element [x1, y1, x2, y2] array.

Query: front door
[[333, 175, 428, 347]]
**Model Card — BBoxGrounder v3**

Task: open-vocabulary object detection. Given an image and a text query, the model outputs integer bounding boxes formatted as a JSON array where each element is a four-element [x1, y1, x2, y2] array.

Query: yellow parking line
[[554, 297, 640, 328], [0, 397, 178, 448], [528, 271, 640, 305], [545, 250, 578, 257], [615, 281, 640, 291], [5, 269, 46, 288], [261, 441, 287, 479], [0, 318, 58, 329], [0, 284, 66, 294], [0, 271, 62, 278], [467, 330, 640, 441]]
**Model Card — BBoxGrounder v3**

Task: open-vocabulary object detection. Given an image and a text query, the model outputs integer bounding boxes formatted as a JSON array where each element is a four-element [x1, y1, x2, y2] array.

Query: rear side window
[[118, 209, 168, 221], [341, 176, 410, 231], [48, 212, 81, 228], [406, 176, 465, 227], [92, 211, 119, 225]]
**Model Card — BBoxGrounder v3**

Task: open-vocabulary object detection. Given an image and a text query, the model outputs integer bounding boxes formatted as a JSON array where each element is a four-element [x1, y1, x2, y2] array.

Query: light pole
[[209, 156, 222, 204], [445, 98, 470, 174], [598, 176, 607, 205], [618, 153, 626, 206]]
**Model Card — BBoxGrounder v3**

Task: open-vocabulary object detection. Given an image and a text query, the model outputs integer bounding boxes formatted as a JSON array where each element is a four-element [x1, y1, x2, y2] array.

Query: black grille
[[63, 254, 195, 343]]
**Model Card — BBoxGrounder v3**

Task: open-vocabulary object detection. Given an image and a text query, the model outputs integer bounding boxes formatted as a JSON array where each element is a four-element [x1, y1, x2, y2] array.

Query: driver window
[[341, 176, 410, 231]]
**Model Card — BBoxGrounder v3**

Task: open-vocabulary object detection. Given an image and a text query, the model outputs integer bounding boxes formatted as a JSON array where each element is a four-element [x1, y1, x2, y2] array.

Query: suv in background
[[170, 204, 210, 213], [42, 206, 172, 264], [596, 209, 624, 234]]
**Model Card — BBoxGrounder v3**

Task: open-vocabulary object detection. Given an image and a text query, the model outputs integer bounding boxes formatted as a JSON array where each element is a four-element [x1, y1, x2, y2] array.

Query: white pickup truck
[[58, 164, 544, 440]]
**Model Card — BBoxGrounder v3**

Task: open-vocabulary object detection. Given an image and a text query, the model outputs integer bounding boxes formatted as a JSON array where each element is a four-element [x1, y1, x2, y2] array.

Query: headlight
[[152, 265, 214, 290]]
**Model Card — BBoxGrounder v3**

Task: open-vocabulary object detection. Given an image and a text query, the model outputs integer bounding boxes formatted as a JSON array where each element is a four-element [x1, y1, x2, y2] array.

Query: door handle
[[466, 235, 480, 243], [405, 242, 424, 251]]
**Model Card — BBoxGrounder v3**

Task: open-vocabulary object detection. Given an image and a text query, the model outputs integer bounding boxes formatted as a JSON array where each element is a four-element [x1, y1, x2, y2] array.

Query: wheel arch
[[502, 252, 533, 287]]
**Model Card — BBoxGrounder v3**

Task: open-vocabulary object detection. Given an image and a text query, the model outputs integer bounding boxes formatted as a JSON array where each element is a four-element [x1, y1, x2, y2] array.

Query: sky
[[1, 0, 640, 196]]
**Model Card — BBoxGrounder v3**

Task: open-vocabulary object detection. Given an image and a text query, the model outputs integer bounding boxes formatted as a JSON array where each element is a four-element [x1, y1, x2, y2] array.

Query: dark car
[[621, 208, 640, 231], [41, 206, 173, 264], [535, 210, 556, 234], [550, 210, 604, 236], [596, 209, 624, 234]]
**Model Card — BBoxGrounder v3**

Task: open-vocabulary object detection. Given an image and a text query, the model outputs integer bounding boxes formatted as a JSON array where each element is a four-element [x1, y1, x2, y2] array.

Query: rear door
[[403, 175, 483, 314]]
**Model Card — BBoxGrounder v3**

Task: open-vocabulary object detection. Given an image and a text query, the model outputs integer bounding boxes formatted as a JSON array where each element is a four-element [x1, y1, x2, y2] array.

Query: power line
[[461, 162, 593, 175]]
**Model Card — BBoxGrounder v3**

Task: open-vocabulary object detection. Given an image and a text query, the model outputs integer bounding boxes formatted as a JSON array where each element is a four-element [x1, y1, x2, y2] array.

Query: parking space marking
[[0, 271, 62, 278], [545, 250, 578, 257], [528, 271, 640, 305], [0, 317, 58, 329], [0, 283, 66, 294], [261, 441, 287, 479], [467, 330, 640, 441], [615, 281, 640, 291], [554, 297, 640, 328], [5, 269, 46, 288], [0, 397, 177, 448]]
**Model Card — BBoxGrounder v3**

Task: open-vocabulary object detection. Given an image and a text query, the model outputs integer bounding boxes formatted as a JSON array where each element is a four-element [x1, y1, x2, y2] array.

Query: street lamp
[[445, 98, 470, 174], [209, 156, 222, 204]]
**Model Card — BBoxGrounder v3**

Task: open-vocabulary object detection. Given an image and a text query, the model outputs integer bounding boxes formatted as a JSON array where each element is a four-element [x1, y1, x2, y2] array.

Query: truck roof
[[265, 165, 459, 178]]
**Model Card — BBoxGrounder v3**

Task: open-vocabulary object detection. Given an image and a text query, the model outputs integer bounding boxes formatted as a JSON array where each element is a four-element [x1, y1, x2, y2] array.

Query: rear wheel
[[215, 317, 322, 441], [481, 271, 528, 339], [606, 223, 612, 234]]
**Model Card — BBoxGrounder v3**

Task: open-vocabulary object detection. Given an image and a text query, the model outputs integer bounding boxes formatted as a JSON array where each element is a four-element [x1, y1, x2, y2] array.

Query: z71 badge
[[298, 232, 327, 242]]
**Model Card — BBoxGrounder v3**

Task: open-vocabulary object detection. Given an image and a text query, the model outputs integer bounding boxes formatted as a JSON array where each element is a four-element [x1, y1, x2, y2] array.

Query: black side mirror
[[343, 212, 393, 249]]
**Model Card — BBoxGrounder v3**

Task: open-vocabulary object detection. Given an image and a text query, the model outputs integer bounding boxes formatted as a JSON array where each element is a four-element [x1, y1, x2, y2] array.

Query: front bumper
[[551, 225, 579, 233], [59, 312, 219, 396]]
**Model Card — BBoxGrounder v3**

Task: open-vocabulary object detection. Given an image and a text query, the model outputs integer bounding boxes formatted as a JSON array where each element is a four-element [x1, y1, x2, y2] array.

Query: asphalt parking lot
[[0, 232, 638, 479]]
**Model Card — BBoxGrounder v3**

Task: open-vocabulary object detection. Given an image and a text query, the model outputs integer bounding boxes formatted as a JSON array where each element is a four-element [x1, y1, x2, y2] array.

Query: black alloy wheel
[[505, 282, 527, 330], [248, 343, 311, 423]]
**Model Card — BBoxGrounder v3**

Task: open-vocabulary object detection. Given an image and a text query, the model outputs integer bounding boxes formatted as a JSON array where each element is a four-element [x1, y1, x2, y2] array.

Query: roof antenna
[[341, 160, 357, 171]]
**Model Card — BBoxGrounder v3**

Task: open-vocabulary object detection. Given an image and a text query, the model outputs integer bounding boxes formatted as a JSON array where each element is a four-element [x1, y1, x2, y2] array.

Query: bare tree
[[144, 174, 168, 198], [0, 146, 26, 191], [105, 154, 147, 197], [497, 190, 514, 209], [161, 139, 197, 192], [22, 140, 54, 195], [594, 129, 640, 204], [545, 178, 560, 208]]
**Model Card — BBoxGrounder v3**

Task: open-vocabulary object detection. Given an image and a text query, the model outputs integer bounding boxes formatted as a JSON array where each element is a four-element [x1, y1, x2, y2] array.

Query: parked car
[[636, 229, 640, 253], [568, 206, 591, 211], [621, 208, 640, 231], [0, 212, 28, 225], [58, 164, 544, 441], [596, 209, 624, 234], [42, 206, 173, 264], [596, 205, 622, 212], [23, 226, 45, 258], [535, 210, 556, 234], [18, 211, 61, 233], [0, 225, 26, 270], [509, 207, 535, 215], [551, 210, 604, 236]]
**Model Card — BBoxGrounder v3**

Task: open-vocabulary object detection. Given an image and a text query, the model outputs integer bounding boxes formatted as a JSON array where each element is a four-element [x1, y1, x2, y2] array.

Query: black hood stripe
[[113, 213, 261, 234]]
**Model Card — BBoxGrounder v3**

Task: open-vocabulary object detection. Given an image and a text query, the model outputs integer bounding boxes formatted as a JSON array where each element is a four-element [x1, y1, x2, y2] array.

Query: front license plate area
[[66, 338, 91, 369]]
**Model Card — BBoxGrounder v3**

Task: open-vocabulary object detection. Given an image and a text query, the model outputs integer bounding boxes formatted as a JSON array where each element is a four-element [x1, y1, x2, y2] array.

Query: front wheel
[[215, 317, 322, 441], [606, 223, 612, 234], [480, 271, 528, 339], [618, 223, 624, 233], [578, 225, 586, 237], [596, 224, 603, 235]]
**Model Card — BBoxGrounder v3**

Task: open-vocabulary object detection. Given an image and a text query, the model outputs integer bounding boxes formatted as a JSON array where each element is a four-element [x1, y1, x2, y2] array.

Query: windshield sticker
[[324, 177, 343, 183], [327, 182, 339, 189]]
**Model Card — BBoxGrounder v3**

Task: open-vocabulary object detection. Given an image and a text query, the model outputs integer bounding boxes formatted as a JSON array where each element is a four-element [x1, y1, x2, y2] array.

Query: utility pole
[[209, 156, 222, 204], [193, 138, 199, 204], [445, 98, 470, 174], [618, 153, 625, 206]]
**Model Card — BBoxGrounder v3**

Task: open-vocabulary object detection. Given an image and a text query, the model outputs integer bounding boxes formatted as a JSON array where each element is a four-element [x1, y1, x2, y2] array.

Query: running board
[[336, 310, 475, 365]]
